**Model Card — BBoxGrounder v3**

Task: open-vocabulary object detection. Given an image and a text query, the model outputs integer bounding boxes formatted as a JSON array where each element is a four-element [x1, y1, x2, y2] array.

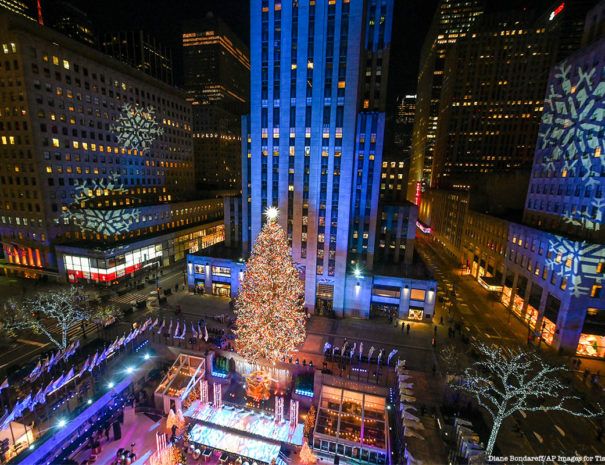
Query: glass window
[[410, 289, 425, 301]]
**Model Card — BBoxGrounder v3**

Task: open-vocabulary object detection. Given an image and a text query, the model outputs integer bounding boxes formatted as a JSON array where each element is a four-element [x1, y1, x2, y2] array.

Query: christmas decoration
[[538, 62, 605, 231], [299, 441, 317, 465], [303, 405, 316, 438], [58, 174, 141, 235], [452, 343, 603, 455], [235, 208, 306, 362], [246, 370, 272, 403], [113, 103, 164, 153], [166, 409, 177, 432]]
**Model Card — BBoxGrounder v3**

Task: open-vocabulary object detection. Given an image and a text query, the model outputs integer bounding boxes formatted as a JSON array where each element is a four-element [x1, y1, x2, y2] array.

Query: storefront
[[577, 333, 605, 358], [212, 282, 231, 297], [540, 317, 556, 346], [58, 222, 223, 285]]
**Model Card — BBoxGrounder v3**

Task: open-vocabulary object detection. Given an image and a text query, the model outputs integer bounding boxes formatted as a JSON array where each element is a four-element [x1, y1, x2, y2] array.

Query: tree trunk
[[486, 415, 503, 456]]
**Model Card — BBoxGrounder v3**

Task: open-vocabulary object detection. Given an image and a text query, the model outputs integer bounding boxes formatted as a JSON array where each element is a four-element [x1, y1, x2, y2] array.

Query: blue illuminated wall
[[524, 38, 605, 241], [242, 0, 394, 315]]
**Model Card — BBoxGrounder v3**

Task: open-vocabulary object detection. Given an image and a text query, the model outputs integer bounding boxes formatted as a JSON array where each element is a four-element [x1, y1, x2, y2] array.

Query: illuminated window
[[597, 262, 605, 273], [62, 59, 70, 70], [591, 284, 602, 298], [587, 308, 599, 316], [410, 289, 426, 301], [52, 56, 59, 65], [52, 138, 60, 147]]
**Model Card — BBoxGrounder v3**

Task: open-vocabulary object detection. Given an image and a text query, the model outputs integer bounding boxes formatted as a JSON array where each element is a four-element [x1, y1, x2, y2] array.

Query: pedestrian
[[401, 322, 405, 333], [439, 316, 444, 325], [583, 369, 590, 382], [432, 337, 437, 349], [104, 425, 110, 442], [406, 323, 410, 335], [434, 325, 438, 335]]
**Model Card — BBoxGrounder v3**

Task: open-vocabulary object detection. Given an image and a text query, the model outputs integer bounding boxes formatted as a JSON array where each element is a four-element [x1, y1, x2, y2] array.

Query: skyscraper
[[242, 0, 394, 314], [182, 14, 250, 191], [430, 3, 592, 199], [0, 0, 33, 21], [101, 31, 173, 85], [188, 0, 436, 320], [406, 0, 484, 202], [46, 0, 96, 47], [0, 11, 224, 283]]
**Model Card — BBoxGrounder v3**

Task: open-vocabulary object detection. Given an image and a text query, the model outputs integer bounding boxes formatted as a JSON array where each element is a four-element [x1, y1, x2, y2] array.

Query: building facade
[[47, 0, 95, 47], [188, 0, 436, 321], [406, 0, 484, 202], [101, 31, 173, 85], [0, 11, 223, 283], [431, 4, 590, 194], [182, 14, 250, 191]]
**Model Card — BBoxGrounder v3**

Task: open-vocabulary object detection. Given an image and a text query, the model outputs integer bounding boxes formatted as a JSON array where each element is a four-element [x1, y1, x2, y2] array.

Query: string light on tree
[[235, 206, 306, 362]]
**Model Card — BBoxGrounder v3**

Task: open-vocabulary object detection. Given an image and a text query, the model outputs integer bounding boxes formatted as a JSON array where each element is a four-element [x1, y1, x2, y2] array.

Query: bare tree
[[10, 287, 106, 350], [439, 345, 464, 379], [452, 342, 602, 456]]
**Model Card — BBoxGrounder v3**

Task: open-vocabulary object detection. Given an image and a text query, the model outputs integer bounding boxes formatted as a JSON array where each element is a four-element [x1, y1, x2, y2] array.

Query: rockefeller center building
[[0, 11, 224, 284], [188, 0, 436, 320]]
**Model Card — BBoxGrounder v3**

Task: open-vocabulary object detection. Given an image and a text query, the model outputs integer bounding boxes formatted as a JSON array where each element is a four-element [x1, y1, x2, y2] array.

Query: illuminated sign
[[549, 2, 564, 21], [416, 220, 432, 234]]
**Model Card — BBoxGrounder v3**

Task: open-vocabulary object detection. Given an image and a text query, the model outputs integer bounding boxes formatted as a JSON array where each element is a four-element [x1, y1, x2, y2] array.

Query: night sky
[[49, 0, 440, 107]]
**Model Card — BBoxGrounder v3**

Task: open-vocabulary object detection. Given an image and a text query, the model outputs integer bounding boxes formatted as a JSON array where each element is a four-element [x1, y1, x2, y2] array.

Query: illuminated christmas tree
[[235, 207, 306, 362], [299, 441, 317, 465]]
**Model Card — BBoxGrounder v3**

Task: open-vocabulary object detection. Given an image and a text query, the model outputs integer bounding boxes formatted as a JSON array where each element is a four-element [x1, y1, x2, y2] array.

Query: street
[[417, 237, 605, 457]]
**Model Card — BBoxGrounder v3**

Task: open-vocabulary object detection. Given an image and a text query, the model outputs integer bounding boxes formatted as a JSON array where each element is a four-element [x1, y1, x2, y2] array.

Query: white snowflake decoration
[[546, 235, 604, 297], [112, 103, 163, 153], [58, 174, 140, 235], [538, 62, 605, 230]]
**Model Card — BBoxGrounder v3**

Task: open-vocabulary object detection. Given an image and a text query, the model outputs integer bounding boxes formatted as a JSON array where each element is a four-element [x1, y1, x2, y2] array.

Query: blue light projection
[[112, 103, 163, 153], [546, 235, 603, 297], [538, 62, 605, 231], [58, 174, 141, 236]]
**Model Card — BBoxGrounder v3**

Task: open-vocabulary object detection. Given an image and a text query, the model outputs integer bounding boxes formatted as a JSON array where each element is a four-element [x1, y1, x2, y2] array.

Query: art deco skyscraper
[[242, 0, 393, 314]]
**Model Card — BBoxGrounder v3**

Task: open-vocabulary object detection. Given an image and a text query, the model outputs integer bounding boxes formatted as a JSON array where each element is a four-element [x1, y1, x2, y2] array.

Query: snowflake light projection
[[538, 62, 605, 231], [58, 174, 140, 236], [546, 235, 604, 297], [112, 103, 163, 153]]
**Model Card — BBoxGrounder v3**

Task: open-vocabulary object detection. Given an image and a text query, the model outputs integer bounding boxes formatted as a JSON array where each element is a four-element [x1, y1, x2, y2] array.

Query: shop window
[[410, 289, 425, 301]]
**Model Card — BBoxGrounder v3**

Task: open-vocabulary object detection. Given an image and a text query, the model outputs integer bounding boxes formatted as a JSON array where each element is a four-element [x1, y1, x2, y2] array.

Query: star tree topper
[[234, 207, 306, 362]]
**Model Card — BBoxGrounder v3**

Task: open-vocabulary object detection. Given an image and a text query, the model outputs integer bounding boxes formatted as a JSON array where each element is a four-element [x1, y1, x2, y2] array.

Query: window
[[211, 266, 231, 277], [591, 284, 602, 298], [410, 289, 425, 301]]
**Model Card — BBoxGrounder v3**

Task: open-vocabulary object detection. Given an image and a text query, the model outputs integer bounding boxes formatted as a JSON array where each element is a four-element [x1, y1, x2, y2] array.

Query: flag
[[157, 319, 165, 335], [0, 378, 9, 391], [350, 343, 357, 359], [179, 324, 186, 339], [167, 320, 173, 334], [50, 374, 65, 392], [27, 361, 41, 382], [174, 320, 180, 338], [203, 325, 208, 342], [359, 342, 364, 361], [77, 356, 90, 378], [33, 388, 46, 407], [88, 351, 99, 371], [323, 342, 332, 354], [387, 349, 398, 365], [191, 322, 198, 339]]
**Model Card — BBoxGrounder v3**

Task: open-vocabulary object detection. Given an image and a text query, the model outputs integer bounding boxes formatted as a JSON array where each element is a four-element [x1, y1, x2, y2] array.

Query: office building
[[101, 31, 173, 85], [392, 93, 415, 156], [182, 14, 250, 191], [0, 0, 33, 21], [188, 0, 436, 323], [431, 3, 591, 197], [46, 0, 95, 47], [0, 11, 224, 283], [419, 4, 605, 358], [407, 0, 484, 202]]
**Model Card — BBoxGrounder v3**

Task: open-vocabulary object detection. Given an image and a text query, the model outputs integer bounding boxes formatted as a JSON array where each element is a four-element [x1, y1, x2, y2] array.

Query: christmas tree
[[299, 441, 318, 465], [235, 207, 306, 362]]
